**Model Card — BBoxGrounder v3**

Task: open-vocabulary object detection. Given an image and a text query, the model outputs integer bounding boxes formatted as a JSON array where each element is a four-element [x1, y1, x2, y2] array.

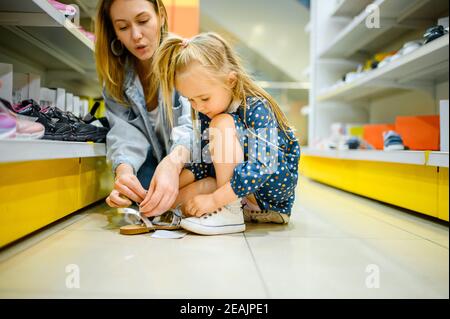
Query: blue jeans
[[136, 149, 159, 190]]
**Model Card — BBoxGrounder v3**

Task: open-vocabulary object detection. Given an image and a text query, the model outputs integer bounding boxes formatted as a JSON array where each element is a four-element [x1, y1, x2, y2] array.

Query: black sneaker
[[2, 98, 73, 141], [82, 101, 110, 129], [40, 104, 108, 143]]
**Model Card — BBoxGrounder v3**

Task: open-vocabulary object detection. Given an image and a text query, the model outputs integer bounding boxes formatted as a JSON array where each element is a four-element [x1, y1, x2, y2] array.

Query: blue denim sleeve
[[103, 89, 150, 175], [170, 96, 193, 154]]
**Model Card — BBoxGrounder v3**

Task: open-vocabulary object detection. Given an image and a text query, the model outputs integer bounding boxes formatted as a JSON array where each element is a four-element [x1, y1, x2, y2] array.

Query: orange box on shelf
[[363, 124, 396, 150], [395, 115, 440, 151]]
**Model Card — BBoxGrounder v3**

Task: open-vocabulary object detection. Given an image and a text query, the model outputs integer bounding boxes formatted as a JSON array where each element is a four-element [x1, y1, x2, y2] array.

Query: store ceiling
[[200, 0, 310, 82], [63, 0, 310, 82]]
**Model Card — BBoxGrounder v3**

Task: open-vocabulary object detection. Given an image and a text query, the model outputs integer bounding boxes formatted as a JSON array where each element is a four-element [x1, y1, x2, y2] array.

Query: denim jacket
[[103, 63, 193, 175]]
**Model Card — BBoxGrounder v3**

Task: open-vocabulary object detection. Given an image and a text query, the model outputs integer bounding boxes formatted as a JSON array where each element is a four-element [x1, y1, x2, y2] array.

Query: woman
[[95, 0, 193, 217]]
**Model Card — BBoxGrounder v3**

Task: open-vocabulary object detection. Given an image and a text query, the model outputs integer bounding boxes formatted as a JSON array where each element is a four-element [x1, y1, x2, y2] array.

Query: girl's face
[[110, 0, 162, 61], [176, 62, 237, 119]]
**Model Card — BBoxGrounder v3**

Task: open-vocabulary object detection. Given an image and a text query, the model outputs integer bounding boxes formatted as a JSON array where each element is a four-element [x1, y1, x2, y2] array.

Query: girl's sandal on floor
[[119, 208, 183, 235]]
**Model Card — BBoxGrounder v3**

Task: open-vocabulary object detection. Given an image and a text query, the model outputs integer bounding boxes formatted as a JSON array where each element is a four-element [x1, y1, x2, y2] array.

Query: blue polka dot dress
[[186, 96, 301, 215]]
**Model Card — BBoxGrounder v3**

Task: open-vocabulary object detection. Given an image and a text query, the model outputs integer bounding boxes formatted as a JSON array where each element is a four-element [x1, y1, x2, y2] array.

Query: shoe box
[[395, 115, 440, 151], [363, 124, 396, 150]]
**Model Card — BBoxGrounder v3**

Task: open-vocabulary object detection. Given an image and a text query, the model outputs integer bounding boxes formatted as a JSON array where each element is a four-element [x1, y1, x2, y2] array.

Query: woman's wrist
[[115, 163, 134, 179], [168, 145, 190, 173]]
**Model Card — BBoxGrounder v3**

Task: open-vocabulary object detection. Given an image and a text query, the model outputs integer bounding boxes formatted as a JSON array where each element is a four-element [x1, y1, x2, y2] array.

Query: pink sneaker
[[48, 0, 77, 17], [0, 98, 44, 140], [15, 118, 45, 140], [0, 113, 16, 139]]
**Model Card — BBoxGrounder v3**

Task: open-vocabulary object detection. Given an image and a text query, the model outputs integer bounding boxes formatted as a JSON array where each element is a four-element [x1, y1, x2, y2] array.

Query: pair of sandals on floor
[[119, 207, 184, 235]]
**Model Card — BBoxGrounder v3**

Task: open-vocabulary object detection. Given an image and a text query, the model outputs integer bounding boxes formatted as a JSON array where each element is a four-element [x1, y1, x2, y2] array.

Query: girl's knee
[[209, 113, 236, 130]]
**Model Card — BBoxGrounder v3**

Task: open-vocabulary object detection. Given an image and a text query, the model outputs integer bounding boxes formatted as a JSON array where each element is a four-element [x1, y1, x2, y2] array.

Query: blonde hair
[[95, 0, 168, 105], [152, 32, 294, 135]]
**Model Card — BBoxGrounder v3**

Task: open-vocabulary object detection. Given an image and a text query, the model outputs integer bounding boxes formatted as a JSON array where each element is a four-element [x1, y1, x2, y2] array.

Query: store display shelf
[[317, 34, 449, 102], [0, 139, 106, 163], [428, 151, 449, 168], [320, 0, 448, 59], [302, 148, 449, 168], [0, 0, 99, 97], [330, 0, 373, 18]]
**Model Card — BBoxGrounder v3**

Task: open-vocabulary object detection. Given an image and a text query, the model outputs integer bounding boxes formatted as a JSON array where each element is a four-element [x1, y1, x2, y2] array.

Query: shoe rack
[[303, 0, 449, 221], [0, 0, 112, 248]]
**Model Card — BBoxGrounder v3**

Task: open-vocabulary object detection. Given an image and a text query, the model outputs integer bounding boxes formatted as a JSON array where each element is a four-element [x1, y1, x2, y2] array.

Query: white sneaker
[[243, 209, 290, 224], [180, 200, 245, 235]]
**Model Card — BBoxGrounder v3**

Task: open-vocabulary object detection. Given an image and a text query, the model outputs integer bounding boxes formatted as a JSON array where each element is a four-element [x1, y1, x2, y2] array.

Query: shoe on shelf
[[243, 209, 290, 224], [0, 113, 16, 139], [82, 101, 110, 129], [15, 118, 45, 140], [180, 199, 246, 235], [3, 98, 73, 141], [383, 130, 406, 151], [423, 25, 447, 44], [48, 0, 77, 18], [40, 104, 108, 142]]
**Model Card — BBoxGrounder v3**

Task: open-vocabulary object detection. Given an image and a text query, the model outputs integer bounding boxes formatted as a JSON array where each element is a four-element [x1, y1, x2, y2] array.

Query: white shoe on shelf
[[180, 200, 245, 235]]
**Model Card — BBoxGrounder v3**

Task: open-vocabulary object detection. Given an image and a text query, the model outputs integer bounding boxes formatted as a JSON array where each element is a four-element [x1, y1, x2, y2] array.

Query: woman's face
[[110, 0, 162, 61]]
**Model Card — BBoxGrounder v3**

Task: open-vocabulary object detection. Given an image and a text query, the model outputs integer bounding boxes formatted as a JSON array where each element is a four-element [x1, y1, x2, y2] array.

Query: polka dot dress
[[186, 96, 301, 215]]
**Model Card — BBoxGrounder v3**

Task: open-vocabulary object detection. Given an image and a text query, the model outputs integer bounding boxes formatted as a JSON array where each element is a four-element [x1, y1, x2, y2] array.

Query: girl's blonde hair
[[152, 32, 293, 134], [95, 0, 168, 105]]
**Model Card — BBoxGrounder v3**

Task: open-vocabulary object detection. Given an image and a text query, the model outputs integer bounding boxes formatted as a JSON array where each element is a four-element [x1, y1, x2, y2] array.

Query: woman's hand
[[139, 157, 180, 216], [184, 194, 219, 217], [139, 145, 190, 216], [105, 163, 147, 208]]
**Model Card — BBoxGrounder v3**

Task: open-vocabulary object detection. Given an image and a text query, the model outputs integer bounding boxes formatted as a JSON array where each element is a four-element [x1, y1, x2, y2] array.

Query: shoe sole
[[384, 144, 405, 151], [0, 128, 16, 139], [180, 219, 245, 235], [15, 131, 45, 140]]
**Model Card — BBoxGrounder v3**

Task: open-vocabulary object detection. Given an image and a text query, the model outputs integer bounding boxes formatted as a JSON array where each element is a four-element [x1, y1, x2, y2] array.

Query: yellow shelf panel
[[0, 157, 113, 247], [438, 168, 449, 222], [300, 155, 445, 220]]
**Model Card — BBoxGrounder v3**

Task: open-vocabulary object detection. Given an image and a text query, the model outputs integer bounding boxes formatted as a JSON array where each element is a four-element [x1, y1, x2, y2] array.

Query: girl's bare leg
[[172, 169, 218, 210]]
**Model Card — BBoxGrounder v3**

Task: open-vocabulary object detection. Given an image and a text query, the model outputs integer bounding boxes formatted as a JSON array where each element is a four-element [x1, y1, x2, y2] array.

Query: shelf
[[302, 148, 449, 168], [428, 152, 449, 167], [331, 0, 373, 18], [0, 0, 100, 97], [320, 0, 449, 59], [317, 34, 449, 102], [0, 139, 106, 163]]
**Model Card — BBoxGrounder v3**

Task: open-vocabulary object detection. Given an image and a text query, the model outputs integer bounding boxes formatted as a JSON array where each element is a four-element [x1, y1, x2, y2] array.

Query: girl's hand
[[184, 194, 219, 217]]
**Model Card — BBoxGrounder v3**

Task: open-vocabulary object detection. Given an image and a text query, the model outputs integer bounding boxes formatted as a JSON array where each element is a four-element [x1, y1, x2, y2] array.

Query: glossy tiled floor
[[0, 176, 448, 299]]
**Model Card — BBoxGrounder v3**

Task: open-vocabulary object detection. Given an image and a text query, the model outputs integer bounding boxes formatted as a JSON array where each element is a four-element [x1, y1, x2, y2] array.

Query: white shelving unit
[[330, 0, 373, 18], [0, 1, 106, 163], [0, 0, 99, 97], [320, 0, 449, 59], [302, 148, 449, 168], [428, 151, 449, 167], [318, 34, 449, 102], [309, 0, 449, 152], [0, 140, 106, 163]]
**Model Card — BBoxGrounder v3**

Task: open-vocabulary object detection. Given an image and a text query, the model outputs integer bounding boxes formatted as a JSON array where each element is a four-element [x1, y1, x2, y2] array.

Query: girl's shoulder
[[237, 96, 276, 130]]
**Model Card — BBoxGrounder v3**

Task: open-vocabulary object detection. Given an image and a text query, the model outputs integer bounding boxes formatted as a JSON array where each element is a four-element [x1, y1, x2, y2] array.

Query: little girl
[[151, 32, 300, 235]]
